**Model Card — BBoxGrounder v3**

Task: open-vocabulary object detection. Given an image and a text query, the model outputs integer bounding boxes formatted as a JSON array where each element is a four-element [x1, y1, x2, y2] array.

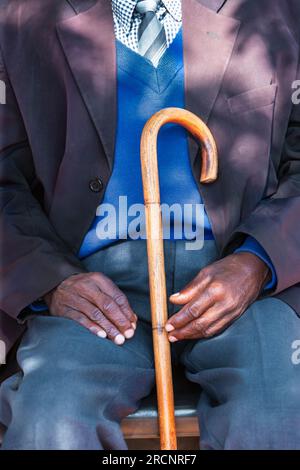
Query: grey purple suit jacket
[[1, 0, 300, 352]]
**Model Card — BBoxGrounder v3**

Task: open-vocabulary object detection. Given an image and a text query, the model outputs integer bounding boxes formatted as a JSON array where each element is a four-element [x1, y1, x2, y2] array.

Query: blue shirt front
[[78, 29, 276, 289], [79, 30, 213, 258]]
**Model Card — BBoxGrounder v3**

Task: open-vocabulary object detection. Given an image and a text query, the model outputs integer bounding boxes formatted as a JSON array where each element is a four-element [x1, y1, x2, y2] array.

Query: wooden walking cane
[[140, 107, 218, 450]]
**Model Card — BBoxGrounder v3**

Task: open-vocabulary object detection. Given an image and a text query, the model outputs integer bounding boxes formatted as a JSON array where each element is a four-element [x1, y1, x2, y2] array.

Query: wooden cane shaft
[[140, 107, 218, 451], [145, 203, 177, 449]]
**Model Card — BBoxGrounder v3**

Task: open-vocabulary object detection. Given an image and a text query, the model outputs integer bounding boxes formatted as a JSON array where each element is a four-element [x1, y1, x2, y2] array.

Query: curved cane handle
[[141, 107, 218, 205]]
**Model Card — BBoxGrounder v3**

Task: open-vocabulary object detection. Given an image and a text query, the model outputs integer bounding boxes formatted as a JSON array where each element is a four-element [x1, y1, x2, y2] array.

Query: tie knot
[[136, 0, 160, 15]]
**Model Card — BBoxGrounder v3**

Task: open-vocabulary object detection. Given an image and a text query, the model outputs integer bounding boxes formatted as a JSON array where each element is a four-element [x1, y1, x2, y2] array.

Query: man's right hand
[[44, 273, 138, 346]]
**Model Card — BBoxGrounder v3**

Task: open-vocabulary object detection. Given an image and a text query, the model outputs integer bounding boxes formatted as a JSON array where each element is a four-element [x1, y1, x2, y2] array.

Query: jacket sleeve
[[0, 47, 86, 320], [235, 236, 277, 291], [223, 69, 300, 295]]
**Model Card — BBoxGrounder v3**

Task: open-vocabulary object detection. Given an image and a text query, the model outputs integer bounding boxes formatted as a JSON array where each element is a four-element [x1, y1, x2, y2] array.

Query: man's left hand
[[165, 252, 271, 342]]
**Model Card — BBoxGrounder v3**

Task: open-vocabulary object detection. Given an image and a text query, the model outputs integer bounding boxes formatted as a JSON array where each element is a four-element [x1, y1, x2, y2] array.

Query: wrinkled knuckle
[[115, 316, 129, 328], [211, 281, 225, 296], [105, 325, 117, 337], [187, 304, 200, 319], [205, 287, 215, 303], [102, 299, 116, 314], [203, 327, 215, 338], [201, 323, 214, 338], [195, 319, 206, 335], [114, 293, 128, 306], [90, 308, 103, 321]]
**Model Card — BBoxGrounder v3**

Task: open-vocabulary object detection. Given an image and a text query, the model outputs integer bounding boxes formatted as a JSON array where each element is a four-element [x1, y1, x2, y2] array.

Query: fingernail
[[168, 336, 178, 343], [97, 330, 107, 339], [124, 328, 135, 339], [131, 322, 137, 330], [114, 334, 125, 345], [165, 323, 175, 332], [170, 292, 180, 298]]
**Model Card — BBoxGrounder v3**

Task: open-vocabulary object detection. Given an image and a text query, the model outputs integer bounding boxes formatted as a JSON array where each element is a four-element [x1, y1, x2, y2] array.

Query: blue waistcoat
[[79, 30, 213, 259]]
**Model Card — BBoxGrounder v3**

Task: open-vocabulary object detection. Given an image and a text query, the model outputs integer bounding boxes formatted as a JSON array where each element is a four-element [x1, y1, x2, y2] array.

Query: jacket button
[[89, 177, 103, 193]]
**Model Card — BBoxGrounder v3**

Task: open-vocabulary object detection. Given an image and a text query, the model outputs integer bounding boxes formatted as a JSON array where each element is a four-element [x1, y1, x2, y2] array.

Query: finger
[[96, 293, 135, 337], [77, 284, 135, 338], [73, 298, 129, 345], [90, 273, 137, 325], [74, 296, 134, 343], [169, 270, 211, 305], [167, 304, 227, 342], [204, 312, 242, 338], [112, 291, 137, 328], [166, 289, 215, 332], [62, 309, 108, 339]]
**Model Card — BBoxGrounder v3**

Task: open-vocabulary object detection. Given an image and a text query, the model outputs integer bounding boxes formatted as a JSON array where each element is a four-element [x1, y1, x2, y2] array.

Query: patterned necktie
[[135, 0, 167, 66]]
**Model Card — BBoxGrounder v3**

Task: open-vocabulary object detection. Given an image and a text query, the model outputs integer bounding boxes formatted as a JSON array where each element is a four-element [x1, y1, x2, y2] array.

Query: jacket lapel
[[183, 0, 240, 165], [57, 0, 116, 170]]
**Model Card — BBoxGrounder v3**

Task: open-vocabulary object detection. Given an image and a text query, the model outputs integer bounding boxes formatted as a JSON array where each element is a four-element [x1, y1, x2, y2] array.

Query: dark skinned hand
[[44, 272, 138, 346], [165, 252, 271, 342]]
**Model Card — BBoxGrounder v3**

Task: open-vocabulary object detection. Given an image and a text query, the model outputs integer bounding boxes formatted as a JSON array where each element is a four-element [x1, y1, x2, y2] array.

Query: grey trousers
[[1, 240, 300, 450]]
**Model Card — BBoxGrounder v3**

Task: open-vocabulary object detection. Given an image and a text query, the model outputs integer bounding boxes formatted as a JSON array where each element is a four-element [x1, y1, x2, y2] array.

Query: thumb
[[170, 269, 211, 304], [169, 281, 199, 305]]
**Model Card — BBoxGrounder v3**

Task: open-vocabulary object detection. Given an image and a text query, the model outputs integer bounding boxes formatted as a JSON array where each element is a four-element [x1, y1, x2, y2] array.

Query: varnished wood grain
[[140, 107, 218, 450]]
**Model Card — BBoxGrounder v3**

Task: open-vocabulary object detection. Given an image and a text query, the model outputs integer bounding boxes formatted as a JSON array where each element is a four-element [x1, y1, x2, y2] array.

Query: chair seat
[[121, 365, 200, 439]]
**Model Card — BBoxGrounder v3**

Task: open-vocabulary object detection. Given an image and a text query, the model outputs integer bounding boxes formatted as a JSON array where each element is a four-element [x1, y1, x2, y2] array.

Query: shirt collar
[[163, 0, 182, 22], [112, 0, 182, 34]]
